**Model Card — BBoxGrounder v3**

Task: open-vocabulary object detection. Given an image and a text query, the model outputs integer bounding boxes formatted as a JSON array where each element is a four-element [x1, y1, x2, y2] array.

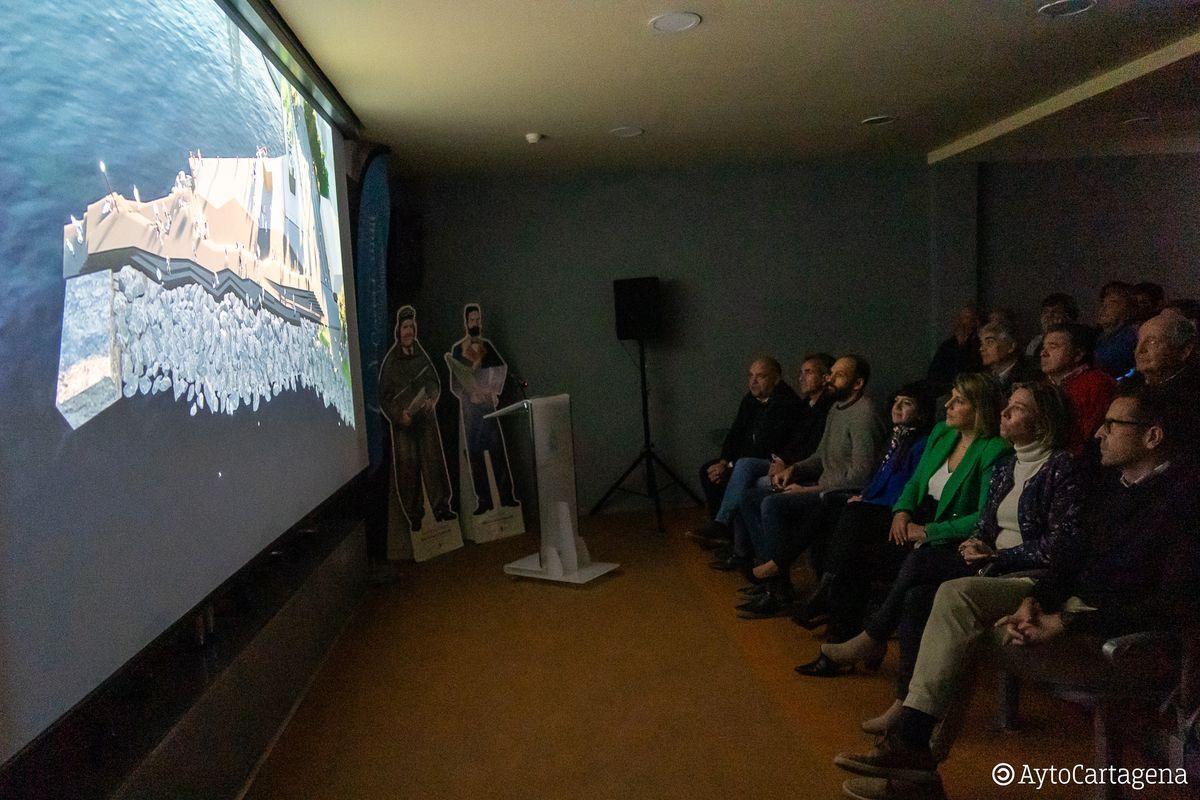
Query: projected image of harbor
[[56, 72, 352, 429], [0, 0, 367, 763]]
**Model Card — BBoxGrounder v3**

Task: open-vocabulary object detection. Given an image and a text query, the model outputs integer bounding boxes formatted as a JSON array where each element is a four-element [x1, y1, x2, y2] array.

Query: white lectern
[[485, 394, 619, 584]]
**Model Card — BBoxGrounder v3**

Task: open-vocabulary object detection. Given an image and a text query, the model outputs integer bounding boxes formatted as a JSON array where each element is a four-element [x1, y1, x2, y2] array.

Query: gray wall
[[413, 161, 934, 512], [979, 154, 1200, 337]]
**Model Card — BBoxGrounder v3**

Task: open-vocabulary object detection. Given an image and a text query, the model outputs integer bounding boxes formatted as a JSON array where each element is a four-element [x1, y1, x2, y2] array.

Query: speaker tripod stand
[[589, 338, 702, 532]]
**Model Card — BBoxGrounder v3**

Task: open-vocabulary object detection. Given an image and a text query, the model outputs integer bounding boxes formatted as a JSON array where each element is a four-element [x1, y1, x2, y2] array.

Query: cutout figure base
[[503, 553, 619, 584], [462, 503, 524, 544], [386, 473, 463, 562]]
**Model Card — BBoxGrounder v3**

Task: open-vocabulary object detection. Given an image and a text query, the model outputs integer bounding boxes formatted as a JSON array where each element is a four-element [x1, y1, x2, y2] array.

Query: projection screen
[[0, 0, 368, 762]]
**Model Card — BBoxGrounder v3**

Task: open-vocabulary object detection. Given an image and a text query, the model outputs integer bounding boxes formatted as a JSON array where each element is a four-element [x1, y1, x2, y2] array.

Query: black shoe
[[432, 506, 458, 522], [473, 503, 494, 516], [795, 653, 852, 677], [711, 544, 734, 560], [737, 583, 767, 597], [736, 589, 795, 619], [501, 498, 520, 508], [686, 520, 731, 548], [710, 554, 749, 572], [792, 611, 829, 631]]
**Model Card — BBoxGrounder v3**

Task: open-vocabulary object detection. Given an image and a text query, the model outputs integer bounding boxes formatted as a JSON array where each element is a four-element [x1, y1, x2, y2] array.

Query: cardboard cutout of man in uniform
[[445, 304, 522, 529], [379, 305, 462, 560]]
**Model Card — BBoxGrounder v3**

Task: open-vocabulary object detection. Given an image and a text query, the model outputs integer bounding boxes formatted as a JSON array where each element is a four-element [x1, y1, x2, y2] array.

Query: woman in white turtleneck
[[844, 382, 1084, 736], [957, 382, 1080, 573]]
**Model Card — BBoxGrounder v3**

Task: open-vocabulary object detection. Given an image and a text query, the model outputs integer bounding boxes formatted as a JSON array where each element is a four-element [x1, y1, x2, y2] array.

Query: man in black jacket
[[694, 353, 834, 550], [834, 383, 1200, 798], [698, 356, 803, 521]]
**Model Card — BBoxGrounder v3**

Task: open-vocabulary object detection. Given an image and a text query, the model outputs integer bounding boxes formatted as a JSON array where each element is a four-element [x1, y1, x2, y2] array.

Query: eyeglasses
[[1099, 418, 1148, 432]]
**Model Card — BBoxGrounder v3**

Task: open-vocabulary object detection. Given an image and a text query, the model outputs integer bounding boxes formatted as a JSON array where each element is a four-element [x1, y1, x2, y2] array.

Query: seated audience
[[797, 373, 1009, 665], [1130, 313, 1200, 456], [811, 383, 1080, 751], [1129, 312, 1198, 390], [790, 384, 935, 630], [697, 356, 803, 527], [1039, 322, 1114, 455], [925, 305, 982, 397], [833, 385, 1200, 799], [1130, 280, 1165, 324], [1024, 292, 1079, 359], [1093, 281, 1138, 378], [978, 320, 1037, 394], [698, 353, 834, 555], [734, 355, 885, 618]]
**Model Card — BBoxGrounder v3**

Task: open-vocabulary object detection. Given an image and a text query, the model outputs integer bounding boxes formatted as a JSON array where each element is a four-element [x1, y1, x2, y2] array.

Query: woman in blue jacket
[[788, 383, 934, 629]]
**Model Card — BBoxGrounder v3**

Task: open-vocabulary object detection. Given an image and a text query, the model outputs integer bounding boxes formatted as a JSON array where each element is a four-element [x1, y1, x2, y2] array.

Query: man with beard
[[736, 355, 886, 617], [379, 305, 456, 530], [446, 304, 519, 514]]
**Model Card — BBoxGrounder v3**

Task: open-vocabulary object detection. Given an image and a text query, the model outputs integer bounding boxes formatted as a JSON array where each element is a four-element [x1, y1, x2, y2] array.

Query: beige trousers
[[903, 575, 1036, 718]]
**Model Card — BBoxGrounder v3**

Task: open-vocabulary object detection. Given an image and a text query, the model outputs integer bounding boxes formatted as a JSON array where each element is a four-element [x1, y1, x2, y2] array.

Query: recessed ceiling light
[[525, 132, 544, 144], [650, 12, 702, 33], [860, 115, 897, 126], [610, 126, 645, 138], [1037, 0, 1095, 18]]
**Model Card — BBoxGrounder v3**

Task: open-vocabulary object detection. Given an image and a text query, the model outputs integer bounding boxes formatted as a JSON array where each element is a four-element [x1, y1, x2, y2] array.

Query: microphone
[[508, 369, 529, 399]]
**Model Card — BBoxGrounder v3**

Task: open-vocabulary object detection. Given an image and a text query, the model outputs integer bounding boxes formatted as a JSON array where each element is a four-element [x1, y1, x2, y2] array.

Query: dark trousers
[[392, 410, 451, 522], [463, 401, 515, 509], [699, 458, 729, 519], [824, 501, 907, 641], [863, 544, 975, 698], [775, 492, 848, 579]]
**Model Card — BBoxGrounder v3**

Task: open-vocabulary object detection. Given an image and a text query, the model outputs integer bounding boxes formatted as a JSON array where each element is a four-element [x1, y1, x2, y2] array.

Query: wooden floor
[[244, 508, 1170, 800]]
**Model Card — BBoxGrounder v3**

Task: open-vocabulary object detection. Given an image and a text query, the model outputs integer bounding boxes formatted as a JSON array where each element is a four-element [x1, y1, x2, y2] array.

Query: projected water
[[0, 0, 366, 762]]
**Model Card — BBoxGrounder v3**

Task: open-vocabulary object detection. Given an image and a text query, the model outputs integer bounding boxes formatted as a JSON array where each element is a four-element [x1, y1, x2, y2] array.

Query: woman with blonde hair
[[797, 373, 1009, 678]]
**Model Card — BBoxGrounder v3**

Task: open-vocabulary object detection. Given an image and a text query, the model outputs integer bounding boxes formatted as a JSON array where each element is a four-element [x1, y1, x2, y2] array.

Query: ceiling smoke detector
[[1037, 0, 1095, 18], [650, 12, 702, 33], [860, 115, 897, 126], [610, 126, 645, 138]]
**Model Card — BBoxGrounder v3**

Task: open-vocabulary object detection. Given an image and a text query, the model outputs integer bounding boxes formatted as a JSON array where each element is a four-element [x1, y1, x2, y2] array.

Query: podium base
[[503, 553, 619, 584]]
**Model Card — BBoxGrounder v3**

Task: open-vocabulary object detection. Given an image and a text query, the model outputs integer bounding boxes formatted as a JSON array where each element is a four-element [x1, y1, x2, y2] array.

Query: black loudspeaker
[[613, 277, 663, 341]]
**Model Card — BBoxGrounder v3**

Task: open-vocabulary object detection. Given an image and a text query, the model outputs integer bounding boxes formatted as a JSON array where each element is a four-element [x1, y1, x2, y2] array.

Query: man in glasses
[[832, 383, 1200, 799]]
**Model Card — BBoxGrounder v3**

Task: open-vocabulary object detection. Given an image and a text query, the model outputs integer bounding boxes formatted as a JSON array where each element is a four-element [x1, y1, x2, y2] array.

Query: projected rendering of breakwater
[[55, 150, 354, 429]]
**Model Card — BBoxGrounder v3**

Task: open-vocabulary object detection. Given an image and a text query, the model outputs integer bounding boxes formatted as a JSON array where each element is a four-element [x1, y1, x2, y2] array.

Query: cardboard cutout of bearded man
[[444, 304, 521, 520], [379, 305, 457, 539]]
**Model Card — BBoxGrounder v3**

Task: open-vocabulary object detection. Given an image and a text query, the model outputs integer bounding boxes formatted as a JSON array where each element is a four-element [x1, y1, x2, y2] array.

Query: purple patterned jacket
[[975, 449, 1083, 574]]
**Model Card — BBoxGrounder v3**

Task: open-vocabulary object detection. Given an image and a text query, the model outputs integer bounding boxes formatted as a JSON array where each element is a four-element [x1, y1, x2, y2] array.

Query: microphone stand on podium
[[486, 394, 618, 584]]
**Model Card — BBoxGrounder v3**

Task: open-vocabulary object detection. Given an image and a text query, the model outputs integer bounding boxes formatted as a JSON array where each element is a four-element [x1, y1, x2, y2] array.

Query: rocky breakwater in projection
[[55, 151, 353, 429]]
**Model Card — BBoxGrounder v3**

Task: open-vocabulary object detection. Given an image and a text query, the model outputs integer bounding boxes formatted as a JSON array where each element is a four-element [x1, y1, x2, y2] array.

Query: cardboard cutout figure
[[379, 305, 463, 561], [445, 303, 524, 542]]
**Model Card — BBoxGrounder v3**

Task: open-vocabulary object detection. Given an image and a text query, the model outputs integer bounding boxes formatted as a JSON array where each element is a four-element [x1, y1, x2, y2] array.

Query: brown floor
[[244, 508, 1173, 800]]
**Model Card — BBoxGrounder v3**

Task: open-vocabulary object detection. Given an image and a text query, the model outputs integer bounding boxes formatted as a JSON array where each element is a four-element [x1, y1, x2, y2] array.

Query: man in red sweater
[[1040, 322, 1114, 455]]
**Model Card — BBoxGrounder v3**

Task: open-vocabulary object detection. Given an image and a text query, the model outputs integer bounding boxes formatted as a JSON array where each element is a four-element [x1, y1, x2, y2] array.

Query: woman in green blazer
[[802, 373, 1011, 681]]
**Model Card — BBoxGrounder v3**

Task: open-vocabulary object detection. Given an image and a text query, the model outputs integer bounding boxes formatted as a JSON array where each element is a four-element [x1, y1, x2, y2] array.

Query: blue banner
[[354, 153, 391, 470]]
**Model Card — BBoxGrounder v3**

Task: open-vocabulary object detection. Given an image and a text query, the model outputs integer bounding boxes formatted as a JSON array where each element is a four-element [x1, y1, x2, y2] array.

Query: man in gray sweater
[[737, 354, 886, 618]]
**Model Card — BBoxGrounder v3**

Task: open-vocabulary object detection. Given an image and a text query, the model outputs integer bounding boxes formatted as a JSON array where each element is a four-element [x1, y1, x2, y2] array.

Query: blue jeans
[[739, 484, 824, 565], [715, 457, 771, 525]]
